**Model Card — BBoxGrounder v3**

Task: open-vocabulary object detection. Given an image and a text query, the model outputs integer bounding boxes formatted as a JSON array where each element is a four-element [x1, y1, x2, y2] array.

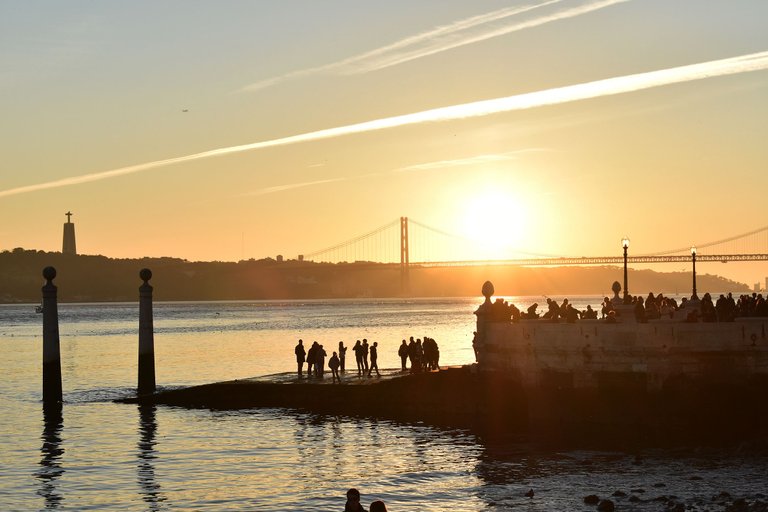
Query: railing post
[[138, 269, 156, 395], [42, 266, 62, 404]]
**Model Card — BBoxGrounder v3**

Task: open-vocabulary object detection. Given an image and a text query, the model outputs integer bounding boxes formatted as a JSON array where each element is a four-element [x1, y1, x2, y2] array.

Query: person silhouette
[[338, 341, 347, 372], [294, 339, 306, 376], [353, 340, 364, 376], [368, 341, 380, 377], [361, 339, 370, 372], [344, 488, 365, 512], [316, 344, 327, 377], [398, 339, 408, 371], [329, 351, 341, 383], [306, 342, 318, 377], [369, 500, 388, 512]]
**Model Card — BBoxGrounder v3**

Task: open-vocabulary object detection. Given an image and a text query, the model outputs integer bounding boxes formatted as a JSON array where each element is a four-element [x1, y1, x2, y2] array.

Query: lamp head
[[691, 246, 697, 256], [622, 237, 630, 249]]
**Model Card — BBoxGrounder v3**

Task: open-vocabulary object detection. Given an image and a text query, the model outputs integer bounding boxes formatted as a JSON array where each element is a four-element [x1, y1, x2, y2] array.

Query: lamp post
[[622, 237, 630, 303], [691, 246, 698, 300]]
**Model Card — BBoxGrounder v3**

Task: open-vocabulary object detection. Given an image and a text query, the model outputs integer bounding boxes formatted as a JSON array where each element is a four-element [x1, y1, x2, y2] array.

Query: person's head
[[298, 339, 303, 345], [333, 351, 338, 357], [369, 500, 387, 512], [339, 341, 344, 347], [346, 488, 361, 504], [363, 338, 367, 343], [373, 341, 377, 347]]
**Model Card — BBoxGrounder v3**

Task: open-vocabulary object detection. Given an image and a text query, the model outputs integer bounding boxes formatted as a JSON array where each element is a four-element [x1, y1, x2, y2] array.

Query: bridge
[[301, 218, 768, 290], [304, 217, 768, 265]]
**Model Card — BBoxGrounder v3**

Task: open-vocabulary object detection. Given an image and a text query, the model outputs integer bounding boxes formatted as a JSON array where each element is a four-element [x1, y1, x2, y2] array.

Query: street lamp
[[622, 237, 630, 303], [691, 245, 698, 300]]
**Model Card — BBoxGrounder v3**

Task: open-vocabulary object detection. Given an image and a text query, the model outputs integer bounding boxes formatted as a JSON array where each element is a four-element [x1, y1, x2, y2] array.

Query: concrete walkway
[[240, 367, 447, 386]]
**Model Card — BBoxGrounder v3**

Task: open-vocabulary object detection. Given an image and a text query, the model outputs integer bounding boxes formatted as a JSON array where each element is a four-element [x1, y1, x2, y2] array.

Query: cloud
[[3, 50, 768, 199], [240, 0, 627, 92]]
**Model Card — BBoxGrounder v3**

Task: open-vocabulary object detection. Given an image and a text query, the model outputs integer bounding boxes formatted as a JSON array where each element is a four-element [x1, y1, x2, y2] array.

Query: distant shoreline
[[1, 248, 749, 304]]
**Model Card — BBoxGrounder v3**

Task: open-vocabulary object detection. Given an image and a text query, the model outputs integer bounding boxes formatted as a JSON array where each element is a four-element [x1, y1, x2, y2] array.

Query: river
[[1, 297, 766, 510]]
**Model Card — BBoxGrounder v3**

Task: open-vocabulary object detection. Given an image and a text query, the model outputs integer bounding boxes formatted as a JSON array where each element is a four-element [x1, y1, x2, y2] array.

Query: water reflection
[[36, 403, 64, 509], [137, 404, 166, 510]]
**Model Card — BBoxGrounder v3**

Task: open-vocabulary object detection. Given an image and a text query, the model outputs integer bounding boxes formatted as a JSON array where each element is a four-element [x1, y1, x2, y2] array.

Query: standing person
[[294, 339, 306, 377], [353, 340, 364, 376], [398, 339, 408, 371], [306, 342, 318, 377], [407, 337, 416, 372], [344, 488, 365, 512], [362, 339, 370, 372], [328, 351, 341, 383], [338, 341, 347, 372], [368, 341, 381, 377], [316, 344, 327, 377]]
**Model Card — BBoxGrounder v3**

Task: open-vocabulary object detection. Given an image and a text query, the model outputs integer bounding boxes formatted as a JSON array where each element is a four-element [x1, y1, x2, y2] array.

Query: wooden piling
[[138, 269, 156, 395], [42, 266, 62, 403]]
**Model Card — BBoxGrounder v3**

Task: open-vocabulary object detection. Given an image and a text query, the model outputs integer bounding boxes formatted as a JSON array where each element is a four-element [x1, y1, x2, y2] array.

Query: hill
[[0, 248, 749, 303]]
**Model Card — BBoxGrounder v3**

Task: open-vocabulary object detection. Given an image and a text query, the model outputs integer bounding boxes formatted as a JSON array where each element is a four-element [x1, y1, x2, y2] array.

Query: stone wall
[[478, 318, 768, 391]]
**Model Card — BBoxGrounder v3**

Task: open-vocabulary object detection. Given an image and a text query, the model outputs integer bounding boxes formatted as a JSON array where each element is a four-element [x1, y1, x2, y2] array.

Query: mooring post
[[138, 268, 156, 395], [42, 266, 63, 404]]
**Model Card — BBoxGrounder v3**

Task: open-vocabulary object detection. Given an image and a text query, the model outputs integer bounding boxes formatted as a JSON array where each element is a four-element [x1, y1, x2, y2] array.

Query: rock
[[584, 494, 600, 505], [628, 495, 641, 503], [725, 498, 749, 512], [597, 499, 615, 512], [630, 488, 645, 493], [524, 488, 534, 498], [717, 491, 733, 500], [653, 482, 667, 488], [612, 490, 626, 497], [668, 502, 685, 512]]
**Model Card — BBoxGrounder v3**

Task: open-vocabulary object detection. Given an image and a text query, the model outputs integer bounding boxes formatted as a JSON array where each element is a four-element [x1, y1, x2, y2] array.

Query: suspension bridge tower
[[400, 216, 409, 294]]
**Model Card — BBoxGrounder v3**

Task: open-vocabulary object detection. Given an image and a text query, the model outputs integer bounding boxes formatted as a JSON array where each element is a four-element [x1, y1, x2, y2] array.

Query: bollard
[[138, 268, 156, 394], [42, 266, 63, 403]]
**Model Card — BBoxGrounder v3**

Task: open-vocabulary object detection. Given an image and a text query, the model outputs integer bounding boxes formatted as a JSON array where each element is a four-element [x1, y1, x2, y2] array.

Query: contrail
[[396, 150, 547, 172], [243, 177, 345, 196], [347, 0, 630, 74], [3, 50, 768, 199], [241, 0, 623, 92]]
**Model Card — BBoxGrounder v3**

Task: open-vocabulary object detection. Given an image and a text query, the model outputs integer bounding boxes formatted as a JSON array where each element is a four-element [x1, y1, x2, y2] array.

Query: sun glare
[[458, 187, 530, 260]]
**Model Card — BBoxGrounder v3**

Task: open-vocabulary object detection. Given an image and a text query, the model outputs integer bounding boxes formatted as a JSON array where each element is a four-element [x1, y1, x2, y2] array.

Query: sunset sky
[[1, 0, 767, 285]]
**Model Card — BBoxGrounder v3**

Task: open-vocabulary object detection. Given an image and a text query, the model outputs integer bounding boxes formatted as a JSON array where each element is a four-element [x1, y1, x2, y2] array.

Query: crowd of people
[[397, 336, 440, 372], [294, 336, 441, 381], [481, 291, 768, 325]]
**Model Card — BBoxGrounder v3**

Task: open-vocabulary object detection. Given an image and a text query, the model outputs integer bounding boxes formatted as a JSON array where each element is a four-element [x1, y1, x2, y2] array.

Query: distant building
[[755, 282, 761, 293], [62, 211, 76, 255], [298, 254, 304, 262], [276, 255, 283, 262]]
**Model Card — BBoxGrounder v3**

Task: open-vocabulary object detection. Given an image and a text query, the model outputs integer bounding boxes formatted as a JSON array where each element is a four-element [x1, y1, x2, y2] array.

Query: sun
[[457, 187, 530, 260]]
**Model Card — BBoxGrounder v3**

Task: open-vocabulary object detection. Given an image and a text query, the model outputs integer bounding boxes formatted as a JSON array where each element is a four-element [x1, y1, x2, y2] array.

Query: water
[[2, 297, 767, 511]]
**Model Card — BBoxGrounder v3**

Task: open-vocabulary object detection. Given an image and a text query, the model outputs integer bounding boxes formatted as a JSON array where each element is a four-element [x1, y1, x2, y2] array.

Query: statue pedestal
[[612, 303, 637, 323]]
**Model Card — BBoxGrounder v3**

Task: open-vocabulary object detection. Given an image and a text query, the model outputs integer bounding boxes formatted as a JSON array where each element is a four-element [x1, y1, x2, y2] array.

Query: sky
[[1, 0, 767, 286]]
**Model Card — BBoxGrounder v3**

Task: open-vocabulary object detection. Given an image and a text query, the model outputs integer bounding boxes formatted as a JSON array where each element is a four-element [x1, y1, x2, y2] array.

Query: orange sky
[[1, 0, 767, 287]]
